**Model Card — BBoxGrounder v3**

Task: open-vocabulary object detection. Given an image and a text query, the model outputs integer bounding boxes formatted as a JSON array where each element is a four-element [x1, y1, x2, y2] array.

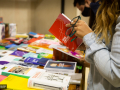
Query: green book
[[0, 46, 7, 50]]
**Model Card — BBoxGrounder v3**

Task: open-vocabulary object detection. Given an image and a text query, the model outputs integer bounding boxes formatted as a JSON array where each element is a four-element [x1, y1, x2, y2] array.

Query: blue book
[[5, 44, 17, 49], [8, 44, 28, 51], [24, 57, 40, 65], [37, 58, 53, 66]]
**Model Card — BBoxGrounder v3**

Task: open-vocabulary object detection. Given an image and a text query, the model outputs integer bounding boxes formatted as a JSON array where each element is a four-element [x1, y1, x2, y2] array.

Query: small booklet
[[49, 13, 83, 52]]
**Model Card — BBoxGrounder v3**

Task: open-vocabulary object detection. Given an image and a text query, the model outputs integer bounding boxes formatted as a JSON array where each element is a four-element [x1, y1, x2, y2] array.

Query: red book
[[49, 13, 83, 52]]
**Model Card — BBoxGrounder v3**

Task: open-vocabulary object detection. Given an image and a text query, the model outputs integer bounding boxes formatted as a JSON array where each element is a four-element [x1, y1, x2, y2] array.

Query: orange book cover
[[49, 13, 82, 52]]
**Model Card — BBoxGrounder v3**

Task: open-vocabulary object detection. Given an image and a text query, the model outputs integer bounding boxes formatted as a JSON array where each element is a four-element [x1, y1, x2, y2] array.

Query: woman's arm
[[83, 17, 120, 87]]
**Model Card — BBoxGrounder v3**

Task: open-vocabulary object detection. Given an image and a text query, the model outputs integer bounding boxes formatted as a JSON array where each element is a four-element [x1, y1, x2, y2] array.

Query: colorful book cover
[[49, 13, 83, 52], [44, 34, 55, 40], [44, 60, 77, 74], [8, 44, 28, 51], [7, 61, 38, 68], [0, 46, 7, 50], [52, 48, 85, 63], [0, 75, 43, 90], [17, 46, 38, 53], [1, 65, 46, 79], [5, 44, 17, 49], [37, 53, 53, 59], [0, 61, 9, 65], [10, 50, 28, 57], [54, 47, 84, 59], [23, 52, 38, 58], [24, 57, 40, 65], [37, 58, 53, 66], [9, 23, 17, 37], [0, 39, 11, 46], [0, 55, 22, 62], [36, 48, 53, 54]]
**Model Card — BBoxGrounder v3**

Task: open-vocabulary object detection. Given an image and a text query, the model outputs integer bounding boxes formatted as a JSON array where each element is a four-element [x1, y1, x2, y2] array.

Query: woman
[[66, 0, 120, 90]]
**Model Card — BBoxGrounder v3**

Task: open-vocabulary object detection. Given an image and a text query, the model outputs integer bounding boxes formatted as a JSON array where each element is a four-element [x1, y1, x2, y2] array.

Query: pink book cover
[[49, 13, 82, 52], [0, 75, 7, 82]]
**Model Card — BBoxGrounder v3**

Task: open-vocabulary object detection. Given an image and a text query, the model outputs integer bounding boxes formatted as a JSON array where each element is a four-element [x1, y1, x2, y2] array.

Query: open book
[[49, 13, 83, 52]]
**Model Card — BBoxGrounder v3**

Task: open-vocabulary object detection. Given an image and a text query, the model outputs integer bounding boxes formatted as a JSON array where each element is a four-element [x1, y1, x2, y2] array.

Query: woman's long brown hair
[[93, 0, 120, 45]]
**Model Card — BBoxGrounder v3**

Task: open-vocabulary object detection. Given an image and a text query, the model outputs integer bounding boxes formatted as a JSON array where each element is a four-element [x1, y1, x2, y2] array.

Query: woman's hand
[[66, 19, 93, 39]]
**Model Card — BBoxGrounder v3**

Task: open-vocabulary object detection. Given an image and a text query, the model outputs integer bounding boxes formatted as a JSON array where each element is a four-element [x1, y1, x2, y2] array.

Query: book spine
[[28, 79, 63, 90]]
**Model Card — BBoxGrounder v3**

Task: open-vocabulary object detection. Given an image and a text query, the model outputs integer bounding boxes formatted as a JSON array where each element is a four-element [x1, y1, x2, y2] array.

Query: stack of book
[[0, 13, 85, 90]]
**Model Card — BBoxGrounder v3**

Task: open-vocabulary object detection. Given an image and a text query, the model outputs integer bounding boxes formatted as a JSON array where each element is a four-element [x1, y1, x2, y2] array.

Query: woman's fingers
[[66, 23, 72, 27], [66, 19, 81, 27]]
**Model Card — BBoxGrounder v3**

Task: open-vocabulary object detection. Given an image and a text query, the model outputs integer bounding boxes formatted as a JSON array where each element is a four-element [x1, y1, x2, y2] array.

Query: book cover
[[36, 48, 53, 54], [29, 39, 60, 49], [0, 50, 13, 57], [0, 55, 22, 62], [44, 60, 77, 74], [10, 50, 28, 57], [0, 24, 5, 40], [7, 61, 39, 68], [8, 44, 28, 51], [24, 57, 40, 65], [0, 39, 11, 46], [0, 75, 7, 82], [37, 58, 53, 66], [49, 13, 83, 52], [9, 23, 17, 37], [1, 65, 46, 79], [53, 47, 85, 63], [23, 52, 38, 58], [0, 75, 43, 90], [5, 44, 17, 49], [28, 71, 71, 90], [17, 46, 38, 53]]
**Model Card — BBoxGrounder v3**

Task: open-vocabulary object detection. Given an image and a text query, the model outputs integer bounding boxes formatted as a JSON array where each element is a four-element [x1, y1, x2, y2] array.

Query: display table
[[37, 59, 90, 90]]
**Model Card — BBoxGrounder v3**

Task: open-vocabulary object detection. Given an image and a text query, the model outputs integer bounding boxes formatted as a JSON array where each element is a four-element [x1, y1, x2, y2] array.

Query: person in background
[[73, 0, 100, 27], [66, 0, 120, 89], [73, 0, 101, 67]]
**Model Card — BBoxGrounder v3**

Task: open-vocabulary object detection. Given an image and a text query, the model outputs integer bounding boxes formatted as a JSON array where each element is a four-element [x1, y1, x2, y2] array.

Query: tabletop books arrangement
[[0, 13, 84, 90]]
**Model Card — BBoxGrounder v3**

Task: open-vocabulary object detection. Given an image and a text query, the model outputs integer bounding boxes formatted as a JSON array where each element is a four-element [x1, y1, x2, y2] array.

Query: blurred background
[[0, 0, 89, 34]]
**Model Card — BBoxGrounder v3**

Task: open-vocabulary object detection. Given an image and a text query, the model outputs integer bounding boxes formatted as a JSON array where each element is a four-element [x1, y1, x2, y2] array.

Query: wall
[[34, 0, 61, 34], [0, 0, 36, 33], [0, 0, 89, 34]]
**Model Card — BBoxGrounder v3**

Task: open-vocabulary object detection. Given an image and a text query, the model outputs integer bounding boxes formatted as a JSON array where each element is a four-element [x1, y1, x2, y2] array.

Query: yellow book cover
[[0, 75, 43, 90]]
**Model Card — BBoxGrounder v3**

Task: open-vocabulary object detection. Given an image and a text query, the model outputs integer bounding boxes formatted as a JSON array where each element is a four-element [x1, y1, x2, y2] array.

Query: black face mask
[[82, 7, 90, 17]]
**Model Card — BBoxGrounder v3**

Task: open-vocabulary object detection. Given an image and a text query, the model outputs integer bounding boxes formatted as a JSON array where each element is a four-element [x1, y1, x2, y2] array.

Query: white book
[[28, 71, 71, 90], [0, 50, 13, 57]]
